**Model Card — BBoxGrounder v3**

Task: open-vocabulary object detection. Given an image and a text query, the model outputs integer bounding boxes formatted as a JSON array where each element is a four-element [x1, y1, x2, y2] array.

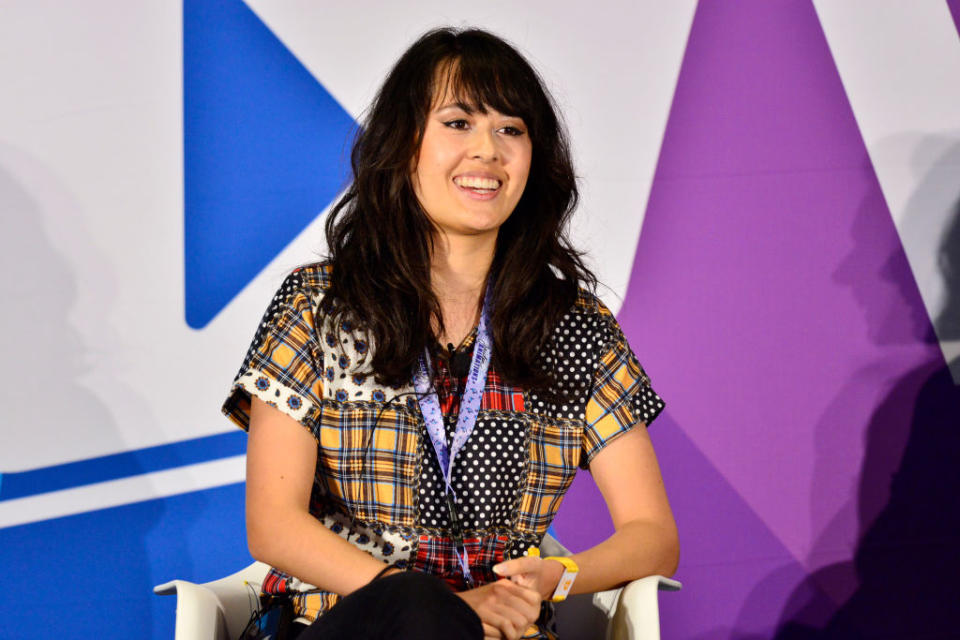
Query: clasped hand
[[455, 557, 565, 640]]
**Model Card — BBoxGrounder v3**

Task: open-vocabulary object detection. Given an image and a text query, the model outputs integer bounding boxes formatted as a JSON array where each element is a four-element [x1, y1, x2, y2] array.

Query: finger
[[482, 622, 502, 640], [504, 578, 539, 603], [492, 556, 539, 578], [495, 588, 540, 629], [495, 577, 533, 593], [490, 610, 519, 640], [495, 596, 533, 640]]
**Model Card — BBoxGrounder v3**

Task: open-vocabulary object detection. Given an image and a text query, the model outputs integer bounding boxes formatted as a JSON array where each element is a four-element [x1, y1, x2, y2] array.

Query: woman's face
[[412, 90, 532, 242]]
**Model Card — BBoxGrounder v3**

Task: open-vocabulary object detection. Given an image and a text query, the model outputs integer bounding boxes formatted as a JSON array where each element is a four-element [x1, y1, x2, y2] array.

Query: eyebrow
[[435, 101, 480, 115], [434, 101, 524, 122]]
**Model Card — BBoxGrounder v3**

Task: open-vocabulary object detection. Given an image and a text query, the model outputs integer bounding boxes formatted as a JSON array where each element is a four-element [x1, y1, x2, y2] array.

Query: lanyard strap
[[413, 288, 492, 587]]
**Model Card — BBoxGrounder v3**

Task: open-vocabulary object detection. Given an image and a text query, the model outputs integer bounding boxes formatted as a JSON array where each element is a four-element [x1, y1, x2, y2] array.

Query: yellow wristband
[[543, 556, 579, 602]]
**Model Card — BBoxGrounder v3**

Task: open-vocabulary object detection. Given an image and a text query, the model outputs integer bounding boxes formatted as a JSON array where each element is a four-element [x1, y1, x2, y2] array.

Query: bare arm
[[496, 425, 679, 597], [564, 425, 679, 591], [245, 396, 394, 595]]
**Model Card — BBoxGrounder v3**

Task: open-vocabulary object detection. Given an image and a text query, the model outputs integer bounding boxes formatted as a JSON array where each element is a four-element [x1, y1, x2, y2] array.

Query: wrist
[[542, 556, 579, 602], [541, 559, 566, 600], [369, 563, 402, 585]]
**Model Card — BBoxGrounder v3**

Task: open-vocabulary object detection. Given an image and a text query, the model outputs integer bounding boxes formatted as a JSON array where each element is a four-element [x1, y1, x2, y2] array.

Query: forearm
[[564, 518, 679, 595], [247, 505, 389, 596], [246, 397, 394, 596]]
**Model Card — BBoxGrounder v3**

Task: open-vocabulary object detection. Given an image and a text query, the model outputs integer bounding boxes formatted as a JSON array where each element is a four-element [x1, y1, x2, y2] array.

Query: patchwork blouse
[[222, 262, 664, 633]]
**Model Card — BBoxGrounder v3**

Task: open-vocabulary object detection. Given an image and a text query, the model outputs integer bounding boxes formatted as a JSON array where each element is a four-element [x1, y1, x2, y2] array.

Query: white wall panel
[[0, 1, 694, 515], [0, 2, 186, 469]]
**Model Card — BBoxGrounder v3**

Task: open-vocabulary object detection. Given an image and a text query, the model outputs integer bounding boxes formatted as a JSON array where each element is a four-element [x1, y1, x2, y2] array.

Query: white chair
[[154, 535, 681, 640], [155, 561, 270, 640]]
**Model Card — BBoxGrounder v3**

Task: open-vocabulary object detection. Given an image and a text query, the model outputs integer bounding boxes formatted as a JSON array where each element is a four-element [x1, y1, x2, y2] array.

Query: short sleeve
[[221, 270, 326, 435], [580, 320, 664, 468]]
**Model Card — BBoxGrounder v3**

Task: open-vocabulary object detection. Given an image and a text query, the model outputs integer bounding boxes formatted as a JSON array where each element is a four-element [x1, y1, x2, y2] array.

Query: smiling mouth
[[453, 175, 502, 195]]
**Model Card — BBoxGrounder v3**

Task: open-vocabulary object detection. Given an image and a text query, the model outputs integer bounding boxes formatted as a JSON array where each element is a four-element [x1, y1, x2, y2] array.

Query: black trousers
[[293, 571, 484, 640]]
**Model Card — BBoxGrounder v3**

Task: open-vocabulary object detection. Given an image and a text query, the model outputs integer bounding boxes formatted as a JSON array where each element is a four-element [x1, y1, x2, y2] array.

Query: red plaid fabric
[[432, 337, 525, 414], [414, 533, 511, 590], [261, 570, 292, 594]]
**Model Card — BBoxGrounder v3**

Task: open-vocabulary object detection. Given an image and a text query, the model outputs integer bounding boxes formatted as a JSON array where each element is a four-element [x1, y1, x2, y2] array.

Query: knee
[[379, 570, 452, 603], [379, 572, 481, 636]]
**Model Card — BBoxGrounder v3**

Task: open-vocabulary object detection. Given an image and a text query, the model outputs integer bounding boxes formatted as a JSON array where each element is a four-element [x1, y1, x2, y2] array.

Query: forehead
[[427, 59, 522, 118]]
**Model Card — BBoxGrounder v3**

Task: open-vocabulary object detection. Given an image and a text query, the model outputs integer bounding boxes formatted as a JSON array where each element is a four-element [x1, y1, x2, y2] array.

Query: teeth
[[455, 176, 501, 190]]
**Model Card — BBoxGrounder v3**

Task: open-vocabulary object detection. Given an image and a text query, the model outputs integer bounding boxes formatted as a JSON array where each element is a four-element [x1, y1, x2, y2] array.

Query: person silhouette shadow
[[775, 152, 960, 639]]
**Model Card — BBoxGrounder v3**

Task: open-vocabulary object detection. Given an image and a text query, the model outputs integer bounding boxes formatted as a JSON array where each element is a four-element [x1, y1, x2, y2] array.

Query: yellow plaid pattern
[[316, 404, 418, 526], [517, 417, 582, 534], [581, 326, 662, 466]]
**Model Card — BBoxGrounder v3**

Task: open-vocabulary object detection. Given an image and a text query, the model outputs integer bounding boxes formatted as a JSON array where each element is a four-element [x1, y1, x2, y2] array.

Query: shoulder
[[241, 262, 333, 346], [265, 262, 332, 317], [572, 287, 615, 320], [292, 261, 333, 290], [285, 261, 332, 299], [526, 288, 619, 416], [548, 287, 620, 351]]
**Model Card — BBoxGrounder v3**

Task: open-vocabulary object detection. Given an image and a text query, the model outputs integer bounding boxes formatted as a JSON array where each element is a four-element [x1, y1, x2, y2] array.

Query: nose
[[470, 128, 498, 162]]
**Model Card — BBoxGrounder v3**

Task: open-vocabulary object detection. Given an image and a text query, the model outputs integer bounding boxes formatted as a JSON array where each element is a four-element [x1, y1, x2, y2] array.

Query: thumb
[[492, 556, 539, 578]]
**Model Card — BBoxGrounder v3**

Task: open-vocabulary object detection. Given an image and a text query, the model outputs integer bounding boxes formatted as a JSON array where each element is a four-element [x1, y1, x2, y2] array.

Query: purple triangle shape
[[948, 0, 960, 37], [618, 0, 942, 578], [602, 0, 956, 636]]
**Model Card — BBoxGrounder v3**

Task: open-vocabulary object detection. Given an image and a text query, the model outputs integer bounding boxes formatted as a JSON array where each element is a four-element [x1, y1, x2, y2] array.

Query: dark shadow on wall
[[771, 144, 960, 639], [0, 156, 165, 638], [0, 167, 115, 468]]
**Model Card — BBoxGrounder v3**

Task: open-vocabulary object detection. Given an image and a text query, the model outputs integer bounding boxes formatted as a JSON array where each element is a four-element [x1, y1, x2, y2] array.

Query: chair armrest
[[154, 562, 271, 640], [594, 575, 682, 640], [154, 579, 231, 640]]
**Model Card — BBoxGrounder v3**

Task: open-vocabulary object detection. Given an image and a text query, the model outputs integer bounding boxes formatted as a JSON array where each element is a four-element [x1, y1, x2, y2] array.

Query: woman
[[223, 27, 678, 640]]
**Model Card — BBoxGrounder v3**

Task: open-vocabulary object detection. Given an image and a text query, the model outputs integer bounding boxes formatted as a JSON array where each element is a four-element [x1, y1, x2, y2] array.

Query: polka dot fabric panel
[[526, 296, 610, 420], [417, 413, 529, 531]]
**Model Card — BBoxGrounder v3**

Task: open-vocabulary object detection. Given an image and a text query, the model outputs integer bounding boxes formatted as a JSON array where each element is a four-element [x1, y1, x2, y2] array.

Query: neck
[[430, 231, 496, 346], [430, 231, 496, 303]]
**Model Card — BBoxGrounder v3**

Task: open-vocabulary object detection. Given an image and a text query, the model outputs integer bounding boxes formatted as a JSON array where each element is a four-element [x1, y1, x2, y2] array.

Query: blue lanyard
[[413, 288, 492, 587]]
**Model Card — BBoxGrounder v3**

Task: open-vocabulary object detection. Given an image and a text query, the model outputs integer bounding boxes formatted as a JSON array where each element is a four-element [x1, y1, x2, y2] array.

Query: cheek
[[514, 159, 533, 194], [413, 155, 443, 190], [420, 155, 453, 188], [513, 145, 533, 186]]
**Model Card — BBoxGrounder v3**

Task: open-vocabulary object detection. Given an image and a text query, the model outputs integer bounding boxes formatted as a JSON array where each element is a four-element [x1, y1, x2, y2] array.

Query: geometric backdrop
[[0, 2, 957, 637]]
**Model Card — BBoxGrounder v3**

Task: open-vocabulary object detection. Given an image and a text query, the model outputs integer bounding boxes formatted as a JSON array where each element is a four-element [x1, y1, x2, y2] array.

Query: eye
[[443, 119, 470, 130], [499, 125, 526, 137]]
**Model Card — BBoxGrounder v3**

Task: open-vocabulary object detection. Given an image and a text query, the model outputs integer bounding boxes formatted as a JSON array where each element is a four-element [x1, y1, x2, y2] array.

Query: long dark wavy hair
[[323, 27, 596, 390]]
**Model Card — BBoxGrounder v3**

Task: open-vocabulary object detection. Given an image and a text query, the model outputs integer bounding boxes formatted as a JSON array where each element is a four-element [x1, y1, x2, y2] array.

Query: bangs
[[430, 51, 542, 124]]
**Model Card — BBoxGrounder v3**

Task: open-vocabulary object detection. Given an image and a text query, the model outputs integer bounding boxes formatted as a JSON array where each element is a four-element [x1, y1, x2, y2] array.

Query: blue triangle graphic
[[183, 0, 359, 328]]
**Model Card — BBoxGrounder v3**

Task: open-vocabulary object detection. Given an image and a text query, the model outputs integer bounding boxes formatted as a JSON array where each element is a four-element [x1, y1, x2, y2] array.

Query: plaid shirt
[[222, 263, 664, 636]]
